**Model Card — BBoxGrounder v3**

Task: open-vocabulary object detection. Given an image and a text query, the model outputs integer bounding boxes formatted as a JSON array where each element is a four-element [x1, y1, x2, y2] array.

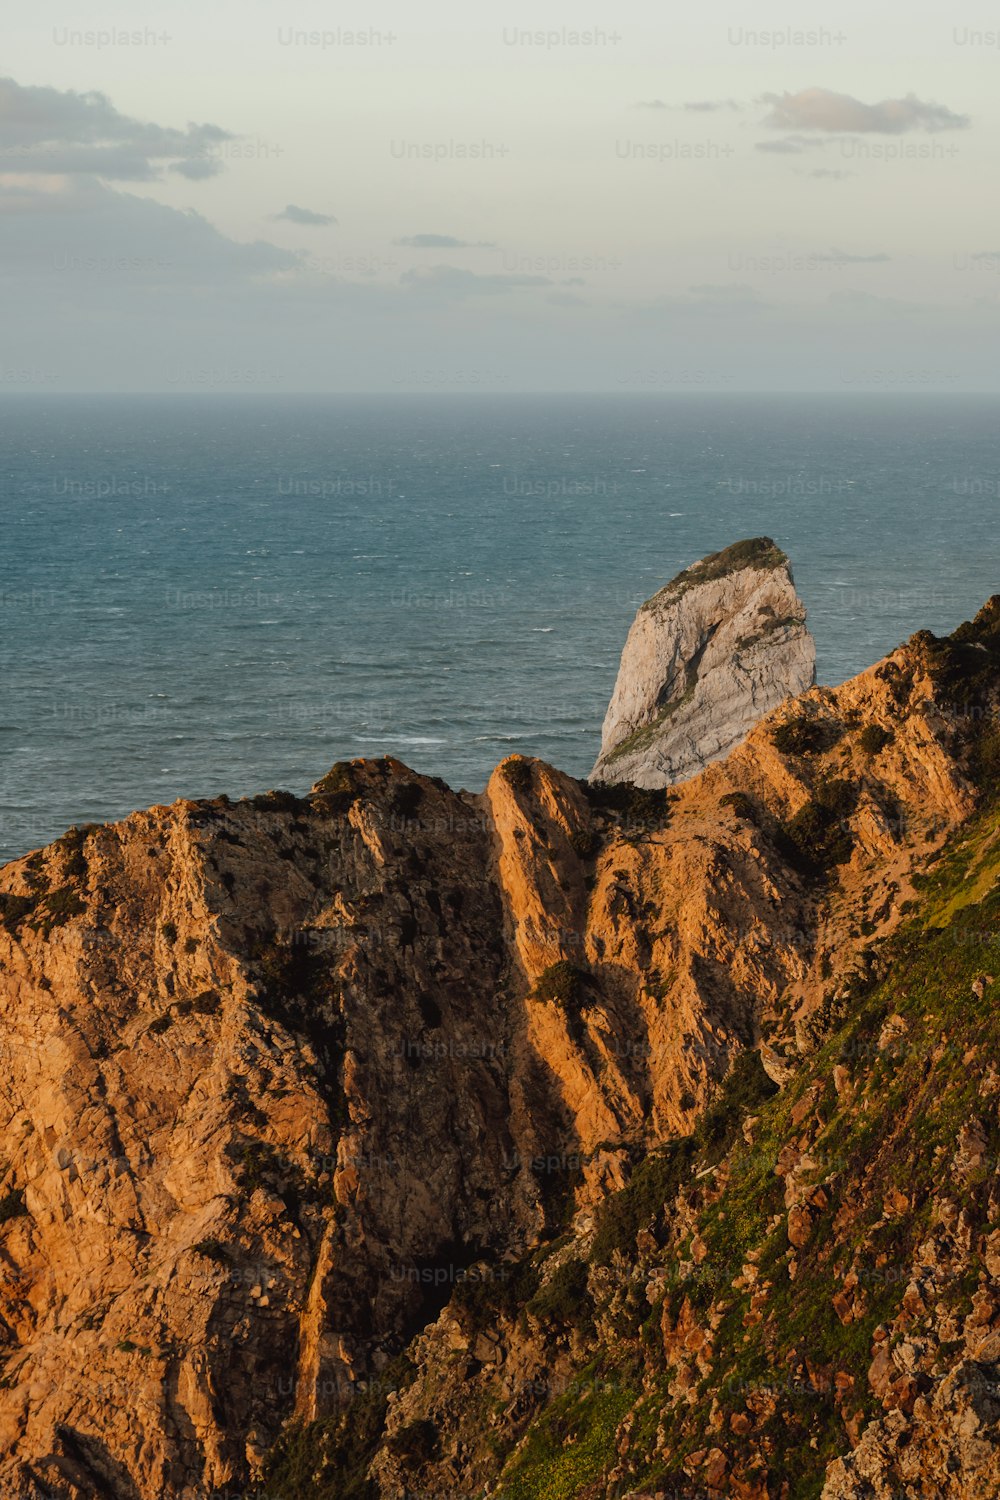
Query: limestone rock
[[591, 537, 816, 787]]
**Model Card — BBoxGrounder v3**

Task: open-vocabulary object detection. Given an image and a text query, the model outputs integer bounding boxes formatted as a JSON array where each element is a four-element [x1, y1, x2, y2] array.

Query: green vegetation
[[500, 757, 534, 794], [264, 1356, 417, 1500], [531, 961, 589, 1011], [918, 595, 1000, 713], [642, 537, 786, 611], [385, 1418, 438, 1465], [264, 625, 1000, 1498], [719, 791, 757, 821], [497, 1366, 638, 1500], [859, 723, 894, 756], [248, 789, 310, 814], [188, 989, 220, 1015], [569, 829, 600, 860], [590, 1051, 777, 1266], [54, 824, 98, 878], [310, 762, 362, 814], [583, 781, 673, 833], [526, 1258, 591, 1328], [0, 884, 86, 939], [250, 934, 347, 1130], [779, 776, 859, 875], [736, 612, 803, 652], [451, 1253, 543, 1331], [389, 781, 425, 820], [456, 825, 1000, 1494], [601, 703, 687, 766], [232, 1140, 302, 1196], [771, 714, 843, 757], [42, 885, 86, 926]]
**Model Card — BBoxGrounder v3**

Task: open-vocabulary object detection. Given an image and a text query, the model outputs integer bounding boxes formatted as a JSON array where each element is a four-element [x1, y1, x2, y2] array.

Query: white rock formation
[[591, 538, 816, 787]]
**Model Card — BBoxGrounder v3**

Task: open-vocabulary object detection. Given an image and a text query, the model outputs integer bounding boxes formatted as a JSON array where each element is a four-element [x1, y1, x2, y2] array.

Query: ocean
[[0, 393, 997, 864]]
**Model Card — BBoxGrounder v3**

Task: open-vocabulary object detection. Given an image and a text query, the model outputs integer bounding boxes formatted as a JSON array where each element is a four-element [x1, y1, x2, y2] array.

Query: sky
[[3, 0, 1000, 392]]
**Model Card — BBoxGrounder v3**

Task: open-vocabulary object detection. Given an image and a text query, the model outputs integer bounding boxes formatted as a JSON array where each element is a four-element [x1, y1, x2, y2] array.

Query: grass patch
[[497, 1368, 637, 1500], [642, 538, 786, 611]]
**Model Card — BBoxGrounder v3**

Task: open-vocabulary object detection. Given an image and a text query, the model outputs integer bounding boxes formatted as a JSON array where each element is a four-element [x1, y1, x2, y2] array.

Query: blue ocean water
[[1, 393, 997, 864]]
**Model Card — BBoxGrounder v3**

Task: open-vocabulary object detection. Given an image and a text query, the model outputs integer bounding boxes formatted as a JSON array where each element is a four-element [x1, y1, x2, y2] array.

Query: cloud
[[271, 204, 337, 226], [635, 98, 741, 112], [394, 233, 497, 249], [760, 87, 969, 134], [811, 249, 890, 264], [547, 291, 586, 307], [400, 265, 551, 297], [0, 76, 231, 180], [1, 177, 298, 285], [756, 134, 827, 154]]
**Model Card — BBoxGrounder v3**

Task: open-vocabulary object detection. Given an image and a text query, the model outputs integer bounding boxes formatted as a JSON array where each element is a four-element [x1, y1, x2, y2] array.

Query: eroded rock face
[[591, 537, 817, 788], [0, 593, 997, 1499]]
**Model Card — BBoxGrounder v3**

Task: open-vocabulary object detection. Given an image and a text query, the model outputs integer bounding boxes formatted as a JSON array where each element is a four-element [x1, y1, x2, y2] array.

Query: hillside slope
[[0, 601, 996, 1498]]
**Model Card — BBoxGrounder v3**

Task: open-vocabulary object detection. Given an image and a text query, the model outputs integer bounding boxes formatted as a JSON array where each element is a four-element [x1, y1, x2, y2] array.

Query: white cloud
[[760, 87, 969, 135]]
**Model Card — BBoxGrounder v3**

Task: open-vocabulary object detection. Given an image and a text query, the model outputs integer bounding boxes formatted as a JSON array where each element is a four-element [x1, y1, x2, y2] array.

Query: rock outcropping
[[591, 537, 816, 787], [0, 580, 998, 1499]]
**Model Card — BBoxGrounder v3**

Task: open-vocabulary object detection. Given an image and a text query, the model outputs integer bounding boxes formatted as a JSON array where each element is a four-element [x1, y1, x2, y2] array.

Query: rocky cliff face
[[591, 538, 817, 788], [0, 588, 997, 1499]]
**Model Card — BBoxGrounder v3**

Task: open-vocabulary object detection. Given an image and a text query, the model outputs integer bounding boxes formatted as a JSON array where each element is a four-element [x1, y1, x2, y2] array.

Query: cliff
[[0, 591, 997, 1499], [591, 538, 816, 787]]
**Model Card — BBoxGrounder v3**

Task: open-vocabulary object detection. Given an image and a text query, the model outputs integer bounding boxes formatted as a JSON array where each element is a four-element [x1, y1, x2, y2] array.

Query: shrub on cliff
[[771, 714, 842, 757], [583, 781, 673, 833], [527, 1257, 592, 1328], [532, 961, 589, 1011], [859, 723, 894, 756], [501, 756, 534, 793], [310, 762, 362, 814], [779, 777, 859, 875]]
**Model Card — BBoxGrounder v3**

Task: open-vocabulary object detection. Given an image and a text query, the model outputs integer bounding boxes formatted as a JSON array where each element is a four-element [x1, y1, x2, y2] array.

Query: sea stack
[[591, 537, 816, 787]]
